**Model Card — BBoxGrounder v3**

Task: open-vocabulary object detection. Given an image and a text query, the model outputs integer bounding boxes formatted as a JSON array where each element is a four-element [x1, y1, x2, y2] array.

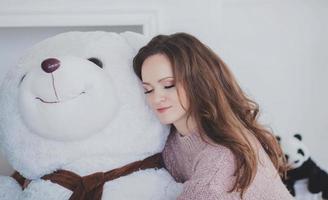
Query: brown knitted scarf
[[12, 153, 164, 200]]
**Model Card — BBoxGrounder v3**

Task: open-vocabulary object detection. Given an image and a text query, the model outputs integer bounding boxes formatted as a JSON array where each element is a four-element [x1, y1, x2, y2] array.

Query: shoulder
[[194, 143, 235, 170], [162, 132, 184, 182], [162, 131, 177, 159]]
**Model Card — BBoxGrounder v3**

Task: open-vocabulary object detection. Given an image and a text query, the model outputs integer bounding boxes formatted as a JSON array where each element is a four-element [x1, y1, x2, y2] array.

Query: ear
[[275, 136, 281, 143], [294, 133, 302, 141], [120, 31, 149, 53]]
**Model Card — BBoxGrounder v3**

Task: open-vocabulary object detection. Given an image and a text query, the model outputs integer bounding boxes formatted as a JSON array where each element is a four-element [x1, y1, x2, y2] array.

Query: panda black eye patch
[[88, 57, 103, 68], [297, 149, 304, 156]]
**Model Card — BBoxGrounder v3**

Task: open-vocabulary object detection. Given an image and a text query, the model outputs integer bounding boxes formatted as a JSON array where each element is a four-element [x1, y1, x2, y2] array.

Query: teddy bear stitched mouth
[[35, 91, 86, 104]]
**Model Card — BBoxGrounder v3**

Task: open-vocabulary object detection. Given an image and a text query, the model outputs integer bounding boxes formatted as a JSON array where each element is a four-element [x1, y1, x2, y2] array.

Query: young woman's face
[[141, 53, 188, 125]]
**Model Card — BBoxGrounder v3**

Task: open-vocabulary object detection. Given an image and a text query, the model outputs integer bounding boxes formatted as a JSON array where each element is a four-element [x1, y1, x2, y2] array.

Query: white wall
[[0, 0, 327, 175], [219, 0, 328, 169]]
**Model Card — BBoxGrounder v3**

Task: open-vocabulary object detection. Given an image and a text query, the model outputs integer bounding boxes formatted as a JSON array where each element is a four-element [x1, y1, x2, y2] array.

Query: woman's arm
[[176, 146, 236, 200]]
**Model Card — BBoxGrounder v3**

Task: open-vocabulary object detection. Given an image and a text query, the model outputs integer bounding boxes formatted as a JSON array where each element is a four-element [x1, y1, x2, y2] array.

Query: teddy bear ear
[[293, 133, 302, 141], [120, 31, 149, 53], [275, 136, 281, 143]]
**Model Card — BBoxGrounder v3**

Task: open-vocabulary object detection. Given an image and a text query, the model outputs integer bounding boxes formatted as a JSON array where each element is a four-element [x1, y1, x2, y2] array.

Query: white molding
[[0, 10, 158, 37]]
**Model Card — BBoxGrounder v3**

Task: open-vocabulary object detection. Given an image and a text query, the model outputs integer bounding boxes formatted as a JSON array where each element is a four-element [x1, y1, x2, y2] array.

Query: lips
[[36, 91, 86, 104], [157, 106, 172, 113]]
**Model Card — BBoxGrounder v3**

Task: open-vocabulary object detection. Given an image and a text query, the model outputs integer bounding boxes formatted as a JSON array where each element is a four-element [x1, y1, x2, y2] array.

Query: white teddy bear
[[0, 31, 182, 200]]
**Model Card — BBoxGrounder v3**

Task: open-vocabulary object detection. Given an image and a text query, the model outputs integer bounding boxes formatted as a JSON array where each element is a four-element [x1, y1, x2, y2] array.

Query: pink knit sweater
[[162, 131, 294, 200]]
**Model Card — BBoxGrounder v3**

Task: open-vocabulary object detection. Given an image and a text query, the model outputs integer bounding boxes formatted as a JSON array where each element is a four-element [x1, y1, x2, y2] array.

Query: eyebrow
[[142, 76, 174, 85]]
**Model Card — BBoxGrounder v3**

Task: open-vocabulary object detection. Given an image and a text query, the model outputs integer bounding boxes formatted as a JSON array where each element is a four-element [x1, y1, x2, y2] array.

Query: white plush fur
[[0, 31, 182, 199], [0, 176, 22, 200]]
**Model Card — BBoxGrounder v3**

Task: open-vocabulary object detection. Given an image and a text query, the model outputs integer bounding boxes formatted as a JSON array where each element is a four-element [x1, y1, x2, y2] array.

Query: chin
[[159, 119, 173, 125], [157, 112, 187, 125], [157, 116, 175, 125]]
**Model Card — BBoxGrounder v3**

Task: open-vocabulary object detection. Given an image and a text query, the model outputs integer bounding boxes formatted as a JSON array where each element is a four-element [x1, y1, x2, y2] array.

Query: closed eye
[[164, 85, 175, 89], [19, 74, 27, 86], [145, 85, 175, 94], [144, 89, 153, 94]]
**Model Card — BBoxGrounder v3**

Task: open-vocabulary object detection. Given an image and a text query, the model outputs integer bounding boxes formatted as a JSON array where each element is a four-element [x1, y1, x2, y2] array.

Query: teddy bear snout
[[41, 58, 60, 73]]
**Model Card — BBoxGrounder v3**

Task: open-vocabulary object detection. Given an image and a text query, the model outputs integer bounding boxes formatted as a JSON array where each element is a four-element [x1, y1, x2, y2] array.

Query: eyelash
[[164, 85, 175, 89], [144, 90, 153, 94], [144, 84, 175, 94]]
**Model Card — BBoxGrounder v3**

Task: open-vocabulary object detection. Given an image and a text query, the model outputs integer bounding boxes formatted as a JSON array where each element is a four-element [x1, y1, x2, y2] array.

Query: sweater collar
[[174, 131, 208, 158]]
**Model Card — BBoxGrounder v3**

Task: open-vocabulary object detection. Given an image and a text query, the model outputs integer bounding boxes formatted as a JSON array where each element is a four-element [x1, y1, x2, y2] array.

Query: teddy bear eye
[[88, 57, 103, 68], [297, 149, 304, 156], [19, 74, 27, 85]]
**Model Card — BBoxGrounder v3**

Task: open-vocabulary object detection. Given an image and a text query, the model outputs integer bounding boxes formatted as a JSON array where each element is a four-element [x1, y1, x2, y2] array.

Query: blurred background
[[0, 0, 327, 175]]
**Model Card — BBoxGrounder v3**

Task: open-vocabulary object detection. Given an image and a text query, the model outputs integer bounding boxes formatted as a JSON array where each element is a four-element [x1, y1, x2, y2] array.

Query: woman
[[133, 33, 293, 199]]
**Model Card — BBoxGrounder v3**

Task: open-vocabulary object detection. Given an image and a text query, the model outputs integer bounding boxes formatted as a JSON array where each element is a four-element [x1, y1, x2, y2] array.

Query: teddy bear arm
[[284, 179, 296, 196], [316, 168, 328, 199], [308, 166, 326, 194]]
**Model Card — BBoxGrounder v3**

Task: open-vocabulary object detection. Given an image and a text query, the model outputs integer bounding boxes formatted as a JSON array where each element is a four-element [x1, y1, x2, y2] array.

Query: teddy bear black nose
[[41, 58, 60, 73]]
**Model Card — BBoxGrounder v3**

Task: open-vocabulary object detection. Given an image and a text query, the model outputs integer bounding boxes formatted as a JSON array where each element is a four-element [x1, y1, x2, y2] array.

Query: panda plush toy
[[276, 134, 328, 200]]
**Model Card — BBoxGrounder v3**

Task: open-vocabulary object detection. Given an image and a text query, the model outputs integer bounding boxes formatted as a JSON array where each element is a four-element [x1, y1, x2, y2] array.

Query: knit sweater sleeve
[[176, 146, 237, 200]]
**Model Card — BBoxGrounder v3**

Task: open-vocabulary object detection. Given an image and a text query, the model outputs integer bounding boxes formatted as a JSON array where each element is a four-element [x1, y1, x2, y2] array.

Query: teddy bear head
[[0, 31, 169, 179], [276, 133, 310, 169]]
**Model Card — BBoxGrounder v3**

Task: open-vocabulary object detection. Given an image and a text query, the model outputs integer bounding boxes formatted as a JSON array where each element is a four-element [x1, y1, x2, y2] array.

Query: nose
[[41, 58, 60, 73], [153, 90, 166, 104]]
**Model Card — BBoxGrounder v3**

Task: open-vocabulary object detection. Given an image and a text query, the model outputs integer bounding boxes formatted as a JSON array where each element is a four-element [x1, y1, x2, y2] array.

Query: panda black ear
[[275, 136, 281, 143], [294, 133, 302, 141]]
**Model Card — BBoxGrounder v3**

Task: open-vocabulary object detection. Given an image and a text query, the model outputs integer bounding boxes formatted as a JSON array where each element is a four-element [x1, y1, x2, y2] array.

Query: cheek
[[179, 94, 188, 109], [146, 95, 156, 108], [176, 88, 189, 109]]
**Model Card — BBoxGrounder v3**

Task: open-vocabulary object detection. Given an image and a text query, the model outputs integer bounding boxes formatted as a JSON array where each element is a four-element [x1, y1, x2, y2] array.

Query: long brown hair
[[133, 32, 285, 197]]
